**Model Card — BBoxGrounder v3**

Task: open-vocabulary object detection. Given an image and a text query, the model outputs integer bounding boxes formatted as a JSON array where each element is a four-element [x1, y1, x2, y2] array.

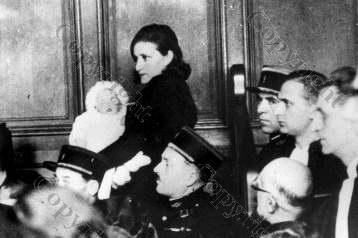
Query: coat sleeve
[[149, 80, 197, 145]]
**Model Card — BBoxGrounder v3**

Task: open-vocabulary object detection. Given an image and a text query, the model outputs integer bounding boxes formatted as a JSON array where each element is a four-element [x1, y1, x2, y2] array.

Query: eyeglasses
[[251, 177, 271, 194], [251, 184, 271, 194], [251, 177, 291, 211]]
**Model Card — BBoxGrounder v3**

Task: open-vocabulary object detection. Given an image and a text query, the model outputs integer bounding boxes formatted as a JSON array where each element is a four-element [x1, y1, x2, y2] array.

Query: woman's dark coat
[[100, 68, 197, 207]]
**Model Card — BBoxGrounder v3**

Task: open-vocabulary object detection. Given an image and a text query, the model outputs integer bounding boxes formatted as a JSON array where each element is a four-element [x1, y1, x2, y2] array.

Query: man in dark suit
[[312, 70, 358, 238], [273, 70, 346, 195], [153, 126, 233, 238]]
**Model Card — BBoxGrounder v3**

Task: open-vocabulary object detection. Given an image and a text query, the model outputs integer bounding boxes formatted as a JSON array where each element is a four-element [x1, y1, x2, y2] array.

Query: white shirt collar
[[289, 145, 310, 166], [0, 172, 7, 187], [346, 158, 358, 179]]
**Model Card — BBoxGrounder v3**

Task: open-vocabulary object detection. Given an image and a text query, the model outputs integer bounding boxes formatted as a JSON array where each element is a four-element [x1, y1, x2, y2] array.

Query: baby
[[69, 81, 129, 152]]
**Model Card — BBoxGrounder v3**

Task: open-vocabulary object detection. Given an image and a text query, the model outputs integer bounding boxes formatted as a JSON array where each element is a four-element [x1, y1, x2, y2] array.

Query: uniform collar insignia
[[171, 202, 182, 208]]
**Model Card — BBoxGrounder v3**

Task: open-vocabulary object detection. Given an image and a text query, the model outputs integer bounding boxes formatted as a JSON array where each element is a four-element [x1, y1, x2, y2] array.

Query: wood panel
[[0, 0, 108, 139], [0, 0, 106, 163], [0, 0, 80, 137], [256, 0, 356, 76], [0, 0, 66, 120], [246, 0, 358, 145]]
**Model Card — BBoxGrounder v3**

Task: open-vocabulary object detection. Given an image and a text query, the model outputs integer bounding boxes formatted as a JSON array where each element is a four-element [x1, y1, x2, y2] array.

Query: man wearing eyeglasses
[[251, 157, 317, 238]]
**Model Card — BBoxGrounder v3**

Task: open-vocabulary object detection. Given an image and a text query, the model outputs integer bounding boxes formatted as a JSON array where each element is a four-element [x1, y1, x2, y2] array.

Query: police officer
[[46, 145, 110, 204], [153, 126, 232, 238], [44, 145, 156, 238], [247, 66, 293, 170]]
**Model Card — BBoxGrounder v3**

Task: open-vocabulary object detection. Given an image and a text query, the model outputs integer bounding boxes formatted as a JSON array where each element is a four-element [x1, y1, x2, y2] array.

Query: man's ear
[[185, 166, 200, 187], [266, 195, 278, 214], [310, 109, 323, 132], [86, 180, 99, 196]]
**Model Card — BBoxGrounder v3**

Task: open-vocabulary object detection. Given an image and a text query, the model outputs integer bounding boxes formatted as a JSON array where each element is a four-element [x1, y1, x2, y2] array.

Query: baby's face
[[95, 88, 122, 114]]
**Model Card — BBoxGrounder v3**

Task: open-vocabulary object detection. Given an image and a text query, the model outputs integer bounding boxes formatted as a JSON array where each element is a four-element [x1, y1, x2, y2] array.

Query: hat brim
[[246, 87, 279, 95], [42, 161, 58, 172], [43, 161, 94, 177], [170, 127, 224, 171]]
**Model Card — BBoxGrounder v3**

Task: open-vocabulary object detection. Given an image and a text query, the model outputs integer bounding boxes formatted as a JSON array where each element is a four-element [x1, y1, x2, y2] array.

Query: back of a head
[[321, 66, 357, 95], [330, 66, 356, 87], [286, 70, 328, 104], [14, 186, 107, 238], [320, 66, 358, 120], [261, 158, 313, 210]]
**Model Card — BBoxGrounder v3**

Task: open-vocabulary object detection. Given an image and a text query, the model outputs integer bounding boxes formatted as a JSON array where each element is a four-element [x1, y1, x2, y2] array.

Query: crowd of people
[[0, 23, 357, 238], [249, 65, 358, 238]]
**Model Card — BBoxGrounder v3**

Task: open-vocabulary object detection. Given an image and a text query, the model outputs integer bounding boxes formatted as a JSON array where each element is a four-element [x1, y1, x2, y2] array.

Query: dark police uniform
[[157, 187, 233, 238], [256, 134, 295, 171], [153, 127, 233, 238]]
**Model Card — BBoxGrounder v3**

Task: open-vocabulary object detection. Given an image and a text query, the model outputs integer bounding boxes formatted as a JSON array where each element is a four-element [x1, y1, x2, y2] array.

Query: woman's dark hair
[[130, 24, 191, 80]]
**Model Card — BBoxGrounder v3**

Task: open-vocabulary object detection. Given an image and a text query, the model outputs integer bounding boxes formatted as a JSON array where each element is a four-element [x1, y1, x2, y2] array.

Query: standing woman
[[102, 24, 197, 165], [127, 23, 197, 156], [100, 24, 197, 232], [100, 24, 197, 199]]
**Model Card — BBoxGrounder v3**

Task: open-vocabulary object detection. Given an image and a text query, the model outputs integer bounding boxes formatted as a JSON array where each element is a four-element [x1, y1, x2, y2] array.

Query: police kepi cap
[[44, 145, 109, 182], [168, 126, 224, 171], [247, 65, 291, 95]]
